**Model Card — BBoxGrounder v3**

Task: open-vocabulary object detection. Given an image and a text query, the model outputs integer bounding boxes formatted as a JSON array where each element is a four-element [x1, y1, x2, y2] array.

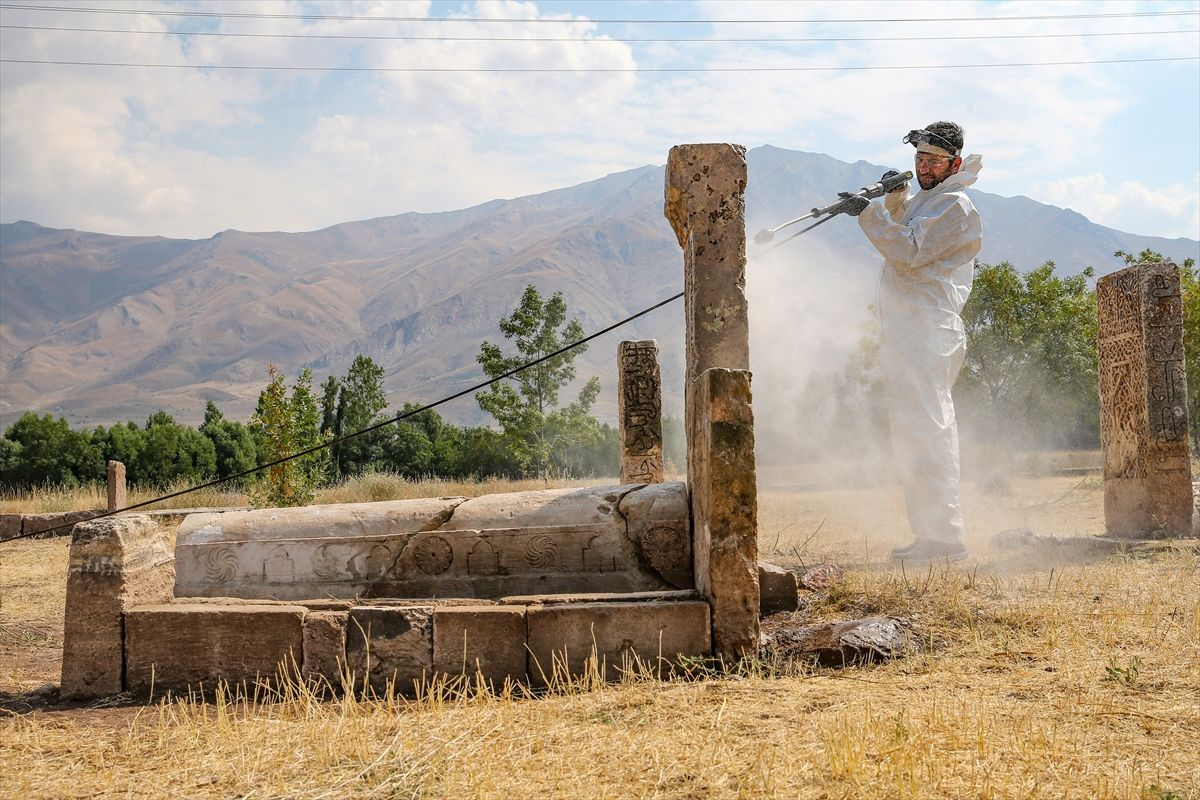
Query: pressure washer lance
[[752, 169, 914, 247]]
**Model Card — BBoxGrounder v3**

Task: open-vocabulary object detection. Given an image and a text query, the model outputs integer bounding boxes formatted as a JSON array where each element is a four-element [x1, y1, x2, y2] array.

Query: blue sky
[[1, 0, 1197, 240]]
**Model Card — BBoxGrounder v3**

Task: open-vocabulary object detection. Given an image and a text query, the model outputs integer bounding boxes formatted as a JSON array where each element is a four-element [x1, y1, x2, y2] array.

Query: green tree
[[94, 421, 148, 484], [334, 355, 388, 477], [1115, 248, 1200, 453], [136, 411, 217, 487], [250, 366, 326, 507], [476, 285, 602, 477], [199, 401, 258, 482], [957, 260, 1098, 450], [0, 412, 101, 488]]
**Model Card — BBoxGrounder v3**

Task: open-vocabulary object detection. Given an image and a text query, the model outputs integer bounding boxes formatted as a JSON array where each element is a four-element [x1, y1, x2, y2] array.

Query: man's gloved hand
[[838, 192, 870, 217], [881, 169, 907, 193]]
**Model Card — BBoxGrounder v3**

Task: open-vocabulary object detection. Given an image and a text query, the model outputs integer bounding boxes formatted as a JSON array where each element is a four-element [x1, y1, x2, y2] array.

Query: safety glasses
[[914, 153, 954, 167]]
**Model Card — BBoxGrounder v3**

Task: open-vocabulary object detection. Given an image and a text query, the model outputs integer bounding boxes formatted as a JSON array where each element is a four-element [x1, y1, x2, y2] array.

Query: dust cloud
[[745, 237, 892, 491]]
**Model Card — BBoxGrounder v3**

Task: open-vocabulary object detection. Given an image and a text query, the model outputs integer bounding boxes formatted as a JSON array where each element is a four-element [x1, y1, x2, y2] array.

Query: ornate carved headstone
[[1097, 261, 1194, 538], [618, 340, 665, 484], [664, 143, 759, 661]]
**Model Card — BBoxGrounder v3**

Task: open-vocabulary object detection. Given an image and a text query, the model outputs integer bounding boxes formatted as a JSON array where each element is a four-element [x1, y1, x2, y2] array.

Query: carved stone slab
[[175, 484, 693, 600], [1097, 262, 1194, 537], [618, 340, 665, 484]]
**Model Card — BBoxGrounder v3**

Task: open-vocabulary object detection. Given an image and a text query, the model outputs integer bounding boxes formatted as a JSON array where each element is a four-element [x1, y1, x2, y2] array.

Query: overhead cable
[[2, 23, 1198, 44], [2, 55, 1196, 72], [0, 3, 1196, 24]]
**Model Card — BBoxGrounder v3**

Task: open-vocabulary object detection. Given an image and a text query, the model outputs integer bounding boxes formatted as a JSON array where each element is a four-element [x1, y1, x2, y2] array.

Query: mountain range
[[2, 145, 1197, 431]]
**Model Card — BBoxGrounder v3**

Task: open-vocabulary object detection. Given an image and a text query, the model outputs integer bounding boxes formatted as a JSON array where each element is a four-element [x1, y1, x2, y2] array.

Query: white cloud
[[1033, 173, 1200, 240], [0, 0, 1196, 239]]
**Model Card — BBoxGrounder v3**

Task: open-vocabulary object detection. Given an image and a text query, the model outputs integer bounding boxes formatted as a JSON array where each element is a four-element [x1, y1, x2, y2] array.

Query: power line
[[0, 3, 1196, 24], [2, 55, 1195, 73], [6, 289, 685, 542], [3, 22, 1198, 44]]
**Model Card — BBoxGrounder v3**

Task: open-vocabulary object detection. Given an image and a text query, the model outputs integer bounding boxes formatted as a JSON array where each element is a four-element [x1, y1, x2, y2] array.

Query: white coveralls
[[857, 155, 983, 545]]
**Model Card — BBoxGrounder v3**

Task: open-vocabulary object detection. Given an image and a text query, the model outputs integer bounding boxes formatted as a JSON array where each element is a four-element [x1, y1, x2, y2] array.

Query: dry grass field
[[1, 472, 1197, 799]]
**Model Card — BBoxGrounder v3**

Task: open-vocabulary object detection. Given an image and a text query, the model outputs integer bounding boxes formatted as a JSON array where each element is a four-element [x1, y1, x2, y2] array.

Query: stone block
[[663, 143, 750, 384], [0, 514, 21, 542], [60, 515, 174, 700], [24, 510, 103, 539], [758, 562, 798, 615], [526, 601, 711, 684], [107, 460, 127, 512], [1097, 261, 1194, 537], [344, 606, 433, 695], [433, 606, 528, 687], [302, 611, 348, 689], [124, 603, 305, 693], [691, 368, 759, 661], [175, 484, 692, 600], [618, 340, 665, 484]]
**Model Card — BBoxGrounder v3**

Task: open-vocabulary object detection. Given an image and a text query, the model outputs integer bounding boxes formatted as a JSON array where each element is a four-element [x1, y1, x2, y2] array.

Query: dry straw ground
[[1, 472, 1197, 799]]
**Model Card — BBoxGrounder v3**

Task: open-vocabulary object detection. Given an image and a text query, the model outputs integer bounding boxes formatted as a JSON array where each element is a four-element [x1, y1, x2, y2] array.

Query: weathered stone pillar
[[61, 515, 174, 699], [618, 340, 665, 484], [107, 460, 127, 513], [664, 143, 759, 661], [1097, 261, 1194, 538]]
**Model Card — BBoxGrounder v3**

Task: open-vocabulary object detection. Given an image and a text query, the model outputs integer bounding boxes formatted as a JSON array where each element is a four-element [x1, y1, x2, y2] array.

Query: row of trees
[[0, 286, 620, 497], [3, 256, 1196, 496]]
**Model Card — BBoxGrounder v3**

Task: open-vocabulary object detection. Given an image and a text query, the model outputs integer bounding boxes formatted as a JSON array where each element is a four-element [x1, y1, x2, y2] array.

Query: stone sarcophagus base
[[174, 482, 692, 601]]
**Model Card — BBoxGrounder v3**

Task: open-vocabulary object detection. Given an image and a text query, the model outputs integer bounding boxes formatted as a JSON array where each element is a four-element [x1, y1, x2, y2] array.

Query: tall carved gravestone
[[618, 340, 665, 484], [664, 143, 759, 661], [1097, 261, 1194, 538]]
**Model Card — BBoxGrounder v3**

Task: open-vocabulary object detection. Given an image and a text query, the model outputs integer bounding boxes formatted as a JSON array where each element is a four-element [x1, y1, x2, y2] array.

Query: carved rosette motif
[[203, 546, 239, 583], [641, 526, 685, 572], [413, 536, 453, 575], [523, 534, 558, 568], [311, 544, 340, 579]]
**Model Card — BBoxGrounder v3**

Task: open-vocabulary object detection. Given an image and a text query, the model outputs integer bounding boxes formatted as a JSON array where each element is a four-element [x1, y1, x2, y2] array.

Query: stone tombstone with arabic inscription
[[618, 340, 665, 484], [1097, 261, 1194, 538]]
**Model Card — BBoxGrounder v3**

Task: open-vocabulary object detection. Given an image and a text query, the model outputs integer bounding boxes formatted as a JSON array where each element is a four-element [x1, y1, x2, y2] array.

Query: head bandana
[[916, 141, 955, 158]]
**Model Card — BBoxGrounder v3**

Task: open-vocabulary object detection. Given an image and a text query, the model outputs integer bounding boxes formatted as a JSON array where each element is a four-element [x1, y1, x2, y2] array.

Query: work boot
[[890, 539, 967, 563]]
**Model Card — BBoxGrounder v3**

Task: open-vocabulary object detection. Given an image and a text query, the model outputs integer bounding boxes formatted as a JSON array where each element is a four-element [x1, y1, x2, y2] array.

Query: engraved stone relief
[[413, 535, 453, 575], [640, 526, 685, 572], [618, 340, 665, 484], [204, 546, 239, 583], [263, 546, 294, 583], [1097, 262, 1194, 537], [523, 534, 558, 568], [467, 538, 499, 575]]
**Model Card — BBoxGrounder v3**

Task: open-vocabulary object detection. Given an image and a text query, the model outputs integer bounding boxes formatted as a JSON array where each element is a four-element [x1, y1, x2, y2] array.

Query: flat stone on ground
[[526, 600, 711, 684], [758, 562, 798, 614], [124, 603, 305, 693]]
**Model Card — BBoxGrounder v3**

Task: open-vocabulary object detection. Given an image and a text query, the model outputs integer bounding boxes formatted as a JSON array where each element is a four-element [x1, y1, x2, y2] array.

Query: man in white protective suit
[[839, 121, 983, 563]]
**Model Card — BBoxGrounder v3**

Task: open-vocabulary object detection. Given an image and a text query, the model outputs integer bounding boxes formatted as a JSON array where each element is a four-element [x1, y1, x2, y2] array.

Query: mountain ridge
[[2, 146, 1196, 429]]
